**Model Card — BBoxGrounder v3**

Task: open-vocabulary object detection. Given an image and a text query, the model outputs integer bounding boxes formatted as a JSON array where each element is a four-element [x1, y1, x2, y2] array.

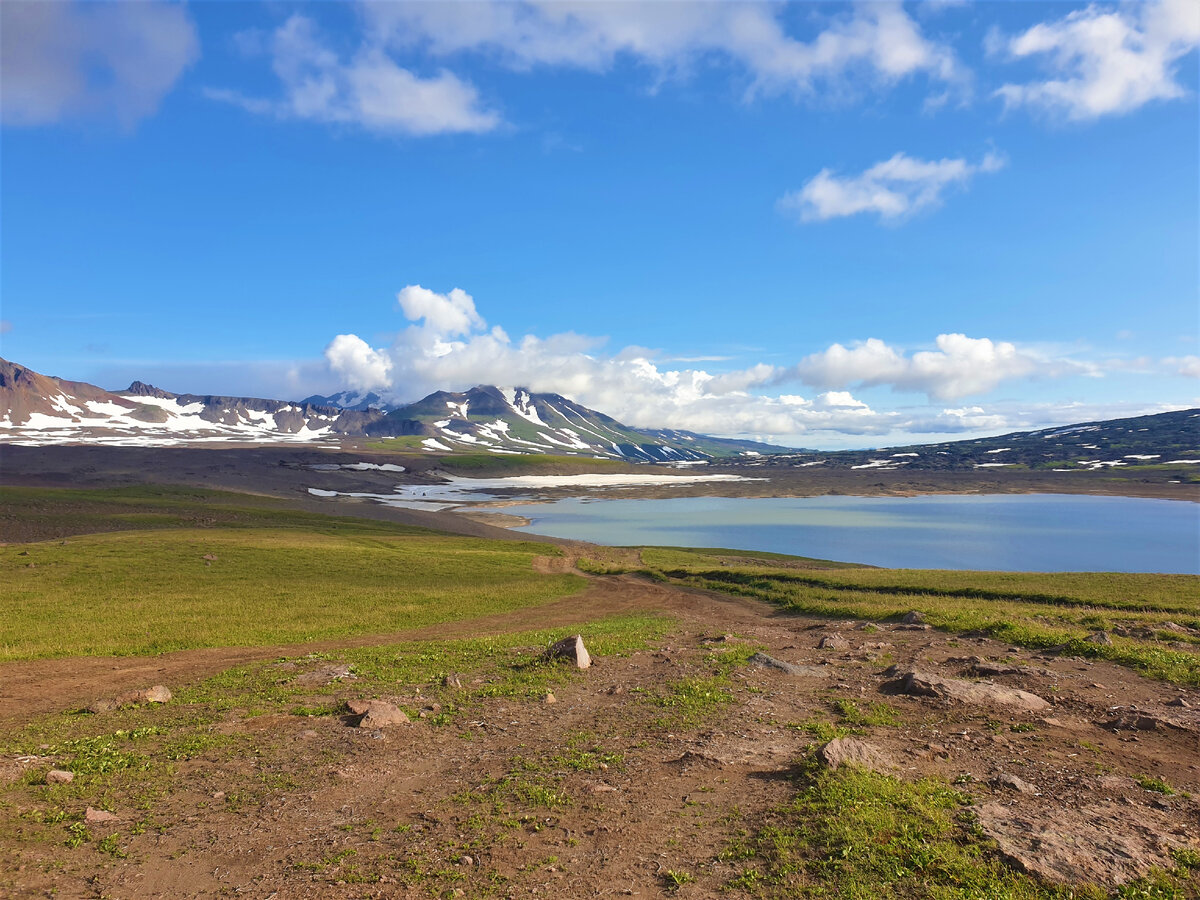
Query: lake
[[505, 493, 1200, 573]]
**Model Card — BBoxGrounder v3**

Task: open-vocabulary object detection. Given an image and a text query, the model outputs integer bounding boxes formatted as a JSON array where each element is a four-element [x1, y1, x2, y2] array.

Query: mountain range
[[3, 358, 1196, 474], [0, 358, 785, 461]]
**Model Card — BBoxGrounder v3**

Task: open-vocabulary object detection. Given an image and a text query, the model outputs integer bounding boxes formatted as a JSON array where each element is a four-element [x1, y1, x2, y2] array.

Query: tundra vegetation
[[0, 485, 1197, 898]]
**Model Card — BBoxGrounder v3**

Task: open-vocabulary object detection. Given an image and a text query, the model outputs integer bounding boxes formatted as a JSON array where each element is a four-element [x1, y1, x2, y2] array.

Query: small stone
[[992, 773, 1038, 794], [544, 635, 591, 669], [902, 611, 925, 625], [45, 770, 74, 785], [346, 699, 410, 728], [748, 652, 828, 677], [85, 807, 119, 824], [142, 685, 172, 703], [818, 738, 894, 773]]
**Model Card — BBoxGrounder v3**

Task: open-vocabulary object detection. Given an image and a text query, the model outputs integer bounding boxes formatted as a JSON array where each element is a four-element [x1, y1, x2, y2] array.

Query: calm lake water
[[505, 494, 1200, 573]]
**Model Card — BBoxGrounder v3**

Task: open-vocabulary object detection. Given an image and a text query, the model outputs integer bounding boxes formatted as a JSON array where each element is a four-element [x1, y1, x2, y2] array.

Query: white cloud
[[789, 333, 1094, 401], [779, 151, 1006, 223], [322, 287, 1114, 441], [396, 285, 486, 337], [208, 15, 500, 136], [0, 0, 198, 128], [324, 334, 394, 392], [362, 1, 966, 101], [1165, 355, 1200, 378], [992, 0, 1200, 121]]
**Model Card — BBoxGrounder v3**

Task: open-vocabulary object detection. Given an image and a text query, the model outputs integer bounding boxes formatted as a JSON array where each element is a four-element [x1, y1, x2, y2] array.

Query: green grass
[[1, 487, 586, 660], [720, 754, 1117, 899], [602, 547, 1200, 686]]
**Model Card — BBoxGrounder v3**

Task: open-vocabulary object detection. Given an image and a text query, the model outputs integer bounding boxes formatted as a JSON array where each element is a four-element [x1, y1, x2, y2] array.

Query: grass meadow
[[1, 486, 583, 660], [583, 547, 1200, 685]]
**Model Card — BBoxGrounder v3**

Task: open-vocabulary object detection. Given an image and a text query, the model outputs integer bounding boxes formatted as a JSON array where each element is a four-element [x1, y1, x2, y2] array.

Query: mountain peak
[[125, 381, 176, 399]]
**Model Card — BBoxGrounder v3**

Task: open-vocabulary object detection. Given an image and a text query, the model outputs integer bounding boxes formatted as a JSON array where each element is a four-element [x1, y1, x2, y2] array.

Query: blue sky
[[1, 0, 1197, 448]]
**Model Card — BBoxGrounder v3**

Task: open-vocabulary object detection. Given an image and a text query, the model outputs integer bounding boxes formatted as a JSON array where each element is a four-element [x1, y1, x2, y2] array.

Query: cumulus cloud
[[321, 286, 1113, 442], [396, 285, 486, 337], [364, 1, 965, 101], [324, 334, 394, 391], [779, 151, 1006, 223], [207, 15, 500, 136], [992, 0, 1200, 121], [788, 333, 1098, 401], [1165, 355, 1200, 378], [0, 0, 198, 128]]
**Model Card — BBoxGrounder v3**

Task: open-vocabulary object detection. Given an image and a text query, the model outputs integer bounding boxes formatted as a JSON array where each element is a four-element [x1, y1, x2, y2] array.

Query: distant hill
[[301, 389, 391, 412], [740, 408, 1200, 474]]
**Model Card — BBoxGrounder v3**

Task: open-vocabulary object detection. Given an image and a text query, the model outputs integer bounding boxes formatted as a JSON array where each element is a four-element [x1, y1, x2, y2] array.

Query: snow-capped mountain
[[0, 358, 786, 459], [378, 384, 783, 461]]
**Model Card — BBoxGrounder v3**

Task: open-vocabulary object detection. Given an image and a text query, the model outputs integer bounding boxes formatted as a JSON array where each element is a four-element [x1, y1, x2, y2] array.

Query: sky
[[1, 0, 1197, 450]]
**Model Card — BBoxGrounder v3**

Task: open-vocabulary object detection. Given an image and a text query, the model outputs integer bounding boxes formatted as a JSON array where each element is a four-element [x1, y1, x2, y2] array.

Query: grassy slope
[[586, 547, 1200, 685], [1, 487, 584, 660]]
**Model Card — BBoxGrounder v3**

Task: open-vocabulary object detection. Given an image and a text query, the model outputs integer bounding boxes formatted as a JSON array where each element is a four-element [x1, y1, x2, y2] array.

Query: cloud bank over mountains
[[321, 284, 1170, 444]]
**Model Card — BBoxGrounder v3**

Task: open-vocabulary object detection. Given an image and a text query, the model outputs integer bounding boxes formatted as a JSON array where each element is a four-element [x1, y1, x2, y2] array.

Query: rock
[[893, 623, 932, 631], [85, 807, 119, 824], [991, 773, 1038, 794], [886, 670, 1050, 712], [1086, 631, 1113, 646], [818, 738, 894, 773], [1100, 713, 1161, 732], [965, 657, 1044, 678], [1165, 697, 1191, 708], [817, 634, 850, 650], [92, 684, 173, 712], [141, 685, 172, 703], [346, 699, 409, 728], [295, 664, 354, 686], [747, 652, 828, 678], [976, 800, 1187, 885], [45, 770, 74, 785], [544, 635, 591, 669], [901, 611, 925, 625]]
